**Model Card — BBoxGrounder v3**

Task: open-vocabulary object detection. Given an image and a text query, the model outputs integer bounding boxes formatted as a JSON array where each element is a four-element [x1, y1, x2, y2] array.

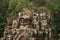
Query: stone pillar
[[39, 10, 52, 40], [32, 12, 39, 30]]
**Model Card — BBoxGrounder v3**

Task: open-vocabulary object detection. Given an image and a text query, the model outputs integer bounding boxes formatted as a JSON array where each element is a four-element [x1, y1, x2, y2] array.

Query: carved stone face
[[18, 8, 32, 26], [40, 10, 51, 20], [33, 12, 39, 18]]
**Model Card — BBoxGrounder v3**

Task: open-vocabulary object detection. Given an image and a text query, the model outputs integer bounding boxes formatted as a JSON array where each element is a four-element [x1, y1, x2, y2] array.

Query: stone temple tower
[[0, 8, 52, 40]]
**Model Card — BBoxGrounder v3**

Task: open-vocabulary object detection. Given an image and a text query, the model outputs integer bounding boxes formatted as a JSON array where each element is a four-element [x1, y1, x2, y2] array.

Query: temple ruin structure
[[0, 8, 52, 40]]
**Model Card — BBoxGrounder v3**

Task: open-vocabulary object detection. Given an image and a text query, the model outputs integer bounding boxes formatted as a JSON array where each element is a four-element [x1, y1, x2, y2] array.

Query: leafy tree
[[0, 0, 9, 37]]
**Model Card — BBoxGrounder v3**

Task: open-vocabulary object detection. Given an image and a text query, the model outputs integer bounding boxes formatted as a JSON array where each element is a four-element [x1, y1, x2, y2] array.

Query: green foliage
[[0, 0, 9, 37], [7, 0, 34, 17]]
